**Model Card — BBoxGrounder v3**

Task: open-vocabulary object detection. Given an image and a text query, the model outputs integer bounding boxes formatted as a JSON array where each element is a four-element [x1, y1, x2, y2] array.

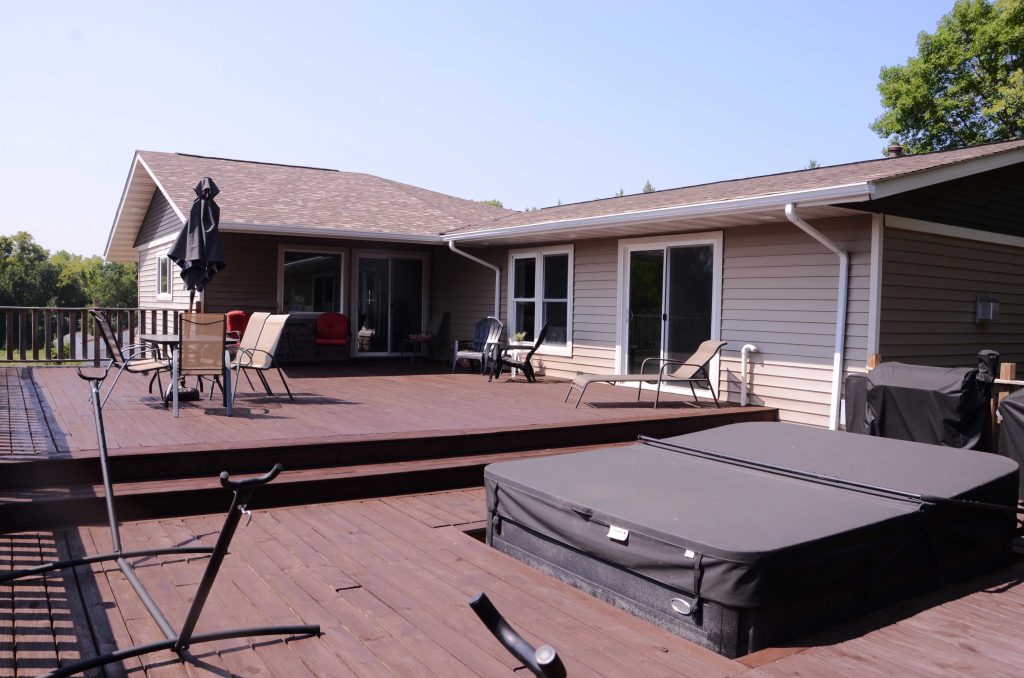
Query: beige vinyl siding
[[202, 233, 280, 312], [137, 243, 190, 312], [719, 216, 872, 427], [133, 190, 181, 246], [432, 245, 508, 349], [879, 227, 1024, 366]]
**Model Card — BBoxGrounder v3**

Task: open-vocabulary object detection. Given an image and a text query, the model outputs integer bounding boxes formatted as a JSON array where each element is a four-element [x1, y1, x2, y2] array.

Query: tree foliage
[[479, 199, 504, 208], [872, 0, 1024, 153], [642, 180, 655, 193], [0, 232, 137, 308]]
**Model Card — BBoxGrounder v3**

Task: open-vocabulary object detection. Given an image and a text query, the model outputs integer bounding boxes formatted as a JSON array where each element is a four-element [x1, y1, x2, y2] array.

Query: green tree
[[0, 231, 59, 307], [479, 199, 504, 208], [806, 159, 821, 169], [872, 0, 1024, 153], [642, 180, 655, 193]]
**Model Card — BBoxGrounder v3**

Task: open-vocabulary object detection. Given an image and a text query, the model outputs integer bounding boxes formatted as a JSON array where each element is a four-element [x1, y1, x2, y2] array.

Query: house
[[105, 140, 1024, 428]]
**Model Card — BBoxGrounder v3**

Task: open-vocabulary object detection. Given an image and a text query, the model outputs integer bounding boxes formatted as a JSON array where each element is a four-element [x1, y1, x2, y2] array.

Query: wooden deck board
[[19, 363, 773, 462], [2, 489, 1023, 676]]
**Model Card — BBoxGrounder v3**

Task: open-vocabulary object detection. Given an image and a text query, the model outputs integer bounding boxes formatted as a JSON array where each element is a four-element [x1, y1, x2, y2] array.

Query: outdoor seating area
[[566, 339, 728, 409]]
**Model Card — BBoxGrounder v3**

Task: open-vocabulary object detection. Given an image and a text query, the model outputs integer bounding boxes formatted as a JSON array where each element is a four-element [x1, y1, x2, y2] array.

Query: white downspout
[[740, 344, 758, 406], [784, 203, 849, 430], [448, 240, 501, 319]]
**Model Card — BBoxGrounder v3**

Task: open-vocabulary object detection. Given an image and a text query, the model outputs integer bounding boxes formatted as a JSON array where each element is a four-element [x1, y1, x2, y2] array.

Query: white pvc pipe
[[740, 344, 758, 406], [447, 240, 501, 319], [785, 203, 849, 431]]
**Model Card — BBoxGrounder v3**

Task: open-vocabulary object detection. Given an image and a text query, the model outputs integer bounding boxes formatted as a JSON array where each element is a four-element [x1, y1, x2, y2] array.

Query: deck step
[[0, 444, 617, 532]]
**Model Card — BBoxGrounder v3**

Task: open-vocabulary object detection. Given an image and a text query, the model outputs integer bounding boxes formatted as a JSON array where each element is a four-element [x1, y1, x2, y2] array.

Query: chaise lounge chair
[[565, 339, 727, 408]]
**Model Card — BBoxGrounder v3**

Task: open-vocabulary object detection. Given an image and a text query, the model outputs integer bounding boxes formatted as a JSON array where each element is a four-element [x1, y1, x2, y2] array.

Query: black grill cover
[[864, 362, 991, 448], [997, 389, 1024, 498]]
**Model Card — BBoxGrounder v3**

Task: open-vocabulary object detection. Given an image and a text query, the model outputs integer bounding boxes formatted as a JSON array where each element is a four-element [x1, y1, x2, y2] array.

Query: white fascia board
[[444, 183, 872, 243], [220, 221, 442, 244], [104, 154, 186, 261], [885, 215, 1024, 249], [104, 154, 144, 260], [871, 147, 1024, 200]]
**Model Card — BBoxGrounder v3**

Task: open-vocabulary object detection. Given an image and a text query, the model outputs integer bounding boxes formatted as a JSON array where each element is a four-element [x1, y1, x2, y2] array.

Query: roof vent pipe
[[784, 203, 849, 430], [887, 144, 904, 158], [447, 240, 501, 319]]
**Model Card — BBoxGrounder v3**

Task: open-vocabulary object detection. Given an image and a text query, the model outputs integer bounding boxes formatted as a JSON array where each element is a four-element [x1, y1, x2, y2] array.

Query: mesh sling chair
[[565, 339, 727, 408], [231, 311, 270, 392], [492, 324, 549, 383], [90, 308, 170, 406], [173, 313, 232, 417], [453, 316, 504, 374], [232, 313, 293, 401]]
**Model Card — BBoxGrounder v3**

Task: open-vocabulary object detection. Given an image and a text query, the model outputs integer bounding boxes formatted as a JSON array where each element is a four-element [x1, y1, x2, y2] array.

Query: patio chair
[[225, 309, 250, 342], [174, 313, 232, 417], [453, 316, 503, 374], [565, 339, 727, 409], [403, 310, 449, 361], [314, 311, 350, 362], [492, 324, 548, 383], [90, 308, 170, 406], [231, 311, 269, 390], [233, 313, 294, 401]]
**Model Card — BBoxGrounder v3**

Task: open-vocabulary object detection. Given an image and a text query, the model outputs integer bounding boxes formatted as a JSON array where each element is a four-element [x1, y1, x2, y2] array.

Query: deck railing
[[0, 306, 182, 365]]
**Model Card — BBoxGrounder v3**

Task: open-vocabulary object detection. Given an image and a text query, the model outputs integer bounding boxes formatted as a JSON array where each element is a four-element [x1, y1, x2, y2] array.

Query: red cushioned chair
[[315, 312, 350, 362], [225, 310, 250, 343]]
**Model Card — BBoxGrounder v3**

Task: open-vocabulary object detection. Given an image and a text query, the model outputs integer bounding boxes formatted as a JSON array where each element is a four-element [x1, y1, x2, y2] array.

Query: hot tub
[[484, 422, 1019, 658]]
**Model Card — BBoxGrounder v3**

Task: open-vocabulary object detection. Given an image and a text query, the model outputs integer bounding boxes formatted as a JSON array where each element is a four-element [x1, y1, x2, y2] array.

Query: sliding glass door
[[621, 234, 721, 382], [354, 253, 426, 355]]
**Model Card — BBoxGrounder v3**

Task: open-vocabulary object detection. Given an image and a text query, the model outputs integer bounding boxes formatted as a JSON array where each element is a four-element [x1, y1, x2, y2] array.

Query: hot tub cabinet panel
[[484, 422, 1019, 658]]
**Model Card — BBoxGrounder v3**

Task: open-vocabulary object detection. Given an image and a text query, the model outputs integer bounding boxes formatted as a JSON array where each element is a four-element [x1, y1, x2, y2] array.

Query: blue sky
[[0, 0, 954, 256]]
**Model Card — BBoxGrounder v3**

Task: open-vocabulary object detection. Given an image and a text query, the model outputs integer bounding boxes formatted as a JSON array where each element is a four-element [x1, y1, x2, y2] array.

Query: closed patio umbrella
[[168, 177, 225, 312]]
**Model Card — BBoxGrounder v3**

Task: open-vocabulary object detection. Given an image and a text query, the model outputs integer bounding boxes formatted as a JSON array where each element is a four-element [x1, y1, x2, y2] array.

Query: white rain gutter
[[785, 203, 848, 430], [740, 344, 758, 406], [448, 241, 501, 318]]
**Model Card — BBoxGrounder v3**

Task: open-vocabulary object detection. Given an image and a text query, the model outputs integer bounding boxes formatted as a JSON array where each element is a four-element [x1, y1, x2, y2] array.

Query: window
[[156, 254, 172, 300], [282, 250, 344, 312], [508, 245, 573, 352]]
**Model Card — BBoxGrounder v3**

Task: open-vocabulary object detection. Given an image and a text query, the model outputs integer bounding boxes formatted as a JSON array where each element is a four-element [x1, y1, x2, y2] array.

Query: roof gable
[[105, 151, 512, 260]]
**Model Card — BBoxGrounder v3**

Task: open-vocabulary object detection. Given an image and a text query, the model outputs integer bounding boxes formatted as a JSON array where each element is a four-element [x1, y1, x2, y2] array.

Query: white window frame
[[155, 253, 173, 301], [506, 244, 574, 357], [277, 245, 348, 316], [616, 231, 723, 395]]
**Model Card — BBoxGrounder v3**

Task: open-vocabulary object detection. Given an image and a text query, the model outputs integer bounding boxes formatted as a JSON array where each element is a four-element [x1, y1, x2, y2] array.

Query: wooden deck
[[13, 362, 774, 462], [3, 489, 1022, 677]]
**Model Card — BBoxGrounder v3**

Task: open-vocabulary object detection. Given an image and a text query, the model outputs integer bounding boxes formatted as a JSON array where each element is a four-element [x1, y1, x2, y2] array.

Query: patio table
[[139, 334, 233, 417]]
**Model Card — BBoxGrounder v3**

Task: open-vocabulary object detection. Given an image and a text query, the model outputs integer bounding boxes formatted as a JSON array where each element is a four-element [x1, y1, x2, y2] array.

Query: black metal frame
[[469, 592, 566, 678], [0, 363, 319, 677]]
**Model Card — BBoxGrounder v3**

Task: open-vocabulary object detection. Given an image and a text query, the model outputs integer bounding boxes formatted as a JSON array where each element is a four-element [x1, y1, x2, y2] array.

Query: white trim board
[[866, 214, 883, 357], [885, 215, 1024, 249]]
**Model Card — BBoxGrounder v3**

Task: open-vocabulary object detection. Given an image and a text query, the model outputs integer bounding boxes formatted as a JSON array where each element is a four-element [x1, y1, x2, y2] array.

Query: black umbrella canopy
[[168, 177, 226, 307]]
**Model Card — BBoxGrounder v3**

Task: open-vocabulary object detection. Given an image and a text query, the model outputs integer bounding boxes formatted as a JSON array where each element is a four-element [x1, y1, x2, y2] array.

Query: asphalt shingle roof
[[138, 151, 513, 237], [442, 138, 1024, 235]]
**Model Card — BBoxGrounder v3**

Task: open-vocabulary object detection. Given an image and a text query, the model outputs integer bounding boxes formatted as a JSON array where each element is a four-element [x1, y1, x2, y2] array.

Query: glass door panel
[[627, 250, 664, 373], [357, 258, 390, 353], [665, 245, 714, 362], [390, 258, 423, 352]]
